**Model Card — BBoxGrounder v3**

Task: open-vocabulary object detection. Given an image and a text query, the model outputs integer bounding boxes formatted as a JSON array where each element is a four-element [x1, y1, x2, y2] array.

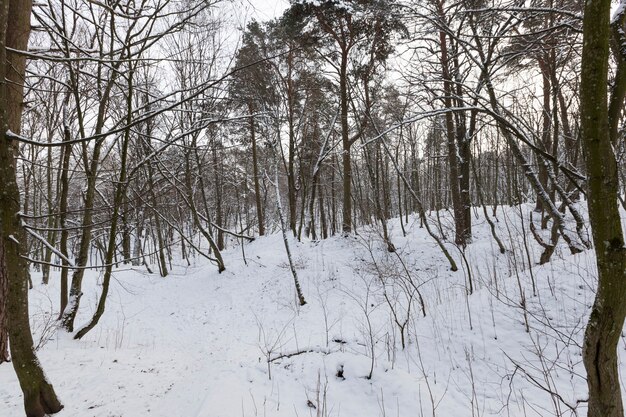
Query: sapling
[[341, 274, 381, 380], [255, 314, 294, 380]]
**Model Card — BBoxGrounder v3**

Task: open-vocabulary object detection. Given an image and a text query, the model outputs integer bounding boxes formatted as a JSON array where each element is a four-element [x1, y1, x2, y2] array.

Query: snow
[[612, 0, 626, 25], [1, 205, 625, 417]]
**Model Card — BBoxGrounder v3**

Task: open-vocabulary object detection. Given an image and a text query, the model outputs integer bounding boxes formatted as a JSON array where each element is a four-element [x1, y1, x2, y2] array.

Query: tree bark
[[249, 103, 265, 236], [286, 51, 298, 236], [211, 137, 225, 250], [340, 48, 352, 234], [535, 59, 552, 215], [1, 0, 63, 413], [437, 3, 466, 246], [57, 103, 72, 317], [580, 1, 626, 417], [74, 57, 137, 339], [0, 233, 7, 363]]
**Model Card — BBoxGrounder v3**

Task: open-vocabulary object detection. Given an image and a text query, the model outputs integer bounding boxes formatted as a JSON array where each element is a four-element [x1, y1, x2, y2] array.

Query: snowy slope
[[0, 206, 624, 417]]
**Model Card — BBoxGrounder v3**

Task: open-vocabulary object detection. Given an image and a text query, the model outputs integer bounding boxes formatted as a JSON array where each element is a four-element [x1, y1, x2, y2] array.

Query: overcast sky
[[235, 0, 290, 24]]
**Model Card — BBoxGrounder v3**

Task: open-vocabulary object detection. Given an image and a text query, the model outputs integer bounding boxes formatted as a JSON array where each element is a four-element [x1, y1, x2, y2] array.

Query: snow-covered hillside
[[1, 206, 624, 417]]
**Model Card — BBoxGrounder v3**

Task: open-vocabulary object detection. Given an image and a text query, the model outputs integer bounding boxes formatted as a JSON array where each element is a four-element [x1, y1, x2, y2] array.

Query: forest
[[0, 0, 625, 416]]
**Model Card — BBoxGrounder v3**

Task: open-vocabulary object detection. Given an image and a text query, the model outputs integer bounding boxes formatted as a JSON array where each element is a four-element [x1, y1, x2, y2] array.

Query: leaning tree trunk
[[60, 72, 121, 331], [272, 161, 306, 307], [59, 7, 124, 330], [74, 61, 137, 340], [580, 1, 626, 417], [2, 181, 64, 417], [59, 137, 104, 331], [1, 0, 64, 414]]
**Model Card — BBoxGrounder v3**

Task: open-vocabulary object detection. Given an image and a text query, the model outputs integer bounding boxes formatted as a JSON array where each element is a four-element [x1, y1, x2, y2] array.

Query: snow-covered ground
[[1, 205, 624, 417]]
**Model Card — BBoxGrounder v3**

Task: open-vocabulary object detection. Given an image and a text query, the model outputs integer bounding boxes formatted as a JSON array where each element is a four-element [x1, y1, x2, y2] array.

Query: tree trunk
[[1, 0, 63, 413], [535, 59, 552, 216], [132, 207, 143, 267], [249, 103, 264, 236], [41, 139, 56, 285], [0, 234, 7, 363], [212, 138, 225, 250], [60, 138, 104, 331], [306, 172, 318, 240], [454, 60, 472, 243], [57, 103, 72, 317], [59, 85, 119, 331], [74, 59, 136, 339], [286, 52, 298, 237], [330, 154, 337, 236], [319, 179, 327, 239], [272, 162, 306, 306], [581, 1, 626, 417], [149, 175, 168, 277], [121, 198, 131, 264], [184, 138, 225, 273], [340, 49, 352, 234], [437, 12, 466, 246]]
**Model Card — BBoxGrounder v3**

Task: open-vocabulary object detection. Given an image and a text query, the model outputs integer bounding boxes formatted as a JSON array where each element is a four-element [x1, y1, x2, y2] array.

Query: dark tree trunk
[[57, 105, 72, 317], [1, 0, 63, 413], [249, 104, 264, 236], [340, 49, 352, 234], [535, 59, 552, 216], [581, 1, 626, 417], [0, 232, 7, 363], [121, 199, 132, 264], [74, 59, 137, 339], [438, 26, 466, 246], [212, 138, 225, 250], [286, 52, 298, 236]]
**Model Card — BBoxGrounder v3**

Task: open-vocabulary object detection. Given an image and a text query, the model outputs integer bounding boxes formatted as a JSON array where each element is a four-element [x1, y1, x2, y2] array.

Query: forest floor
[[1, 204, 625, 417]]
